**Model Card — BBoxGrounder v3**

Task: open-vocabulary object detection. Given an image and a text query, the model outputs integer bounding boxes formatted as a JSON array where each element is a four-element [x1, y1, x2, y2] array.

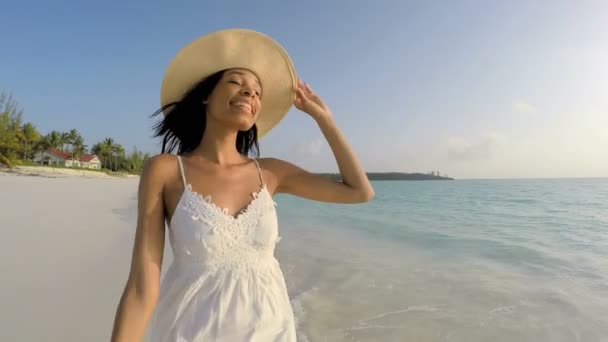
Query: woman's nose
[[240, 85, 256, 97]]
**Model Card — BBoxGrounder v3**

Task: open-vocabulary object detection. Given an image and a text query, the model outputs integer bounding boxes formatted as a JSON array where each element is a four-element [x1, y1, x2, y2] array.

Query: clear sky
[[2, 0, 607, 179]]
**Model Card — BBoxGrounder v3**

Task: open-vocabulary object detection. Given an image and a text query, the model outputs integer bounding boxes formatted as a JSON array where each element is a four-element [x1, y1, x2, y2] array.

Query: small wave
[[289, 286, 319, 342], [488, 305, 517, 315], [357, 305, 447, 324]]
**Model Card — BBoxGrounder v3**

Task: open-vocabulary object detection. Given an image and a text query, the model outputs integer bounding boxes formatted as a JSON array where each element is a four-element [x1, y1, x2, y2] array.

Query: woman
[[110, 29, 374, 342]]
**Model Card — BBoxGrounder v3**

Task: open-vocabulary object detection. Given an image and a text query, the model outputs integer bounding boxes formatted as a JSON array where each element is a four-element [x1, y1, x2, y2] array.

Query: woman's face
[[205, 68, 263, 131]]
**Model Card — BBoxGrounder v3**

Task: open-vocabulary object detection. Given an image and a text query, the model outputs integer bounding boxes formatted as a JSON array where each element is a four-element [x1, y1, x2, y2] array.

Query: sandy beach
[[0, 165, 138, 179], [0, 172, 145, 341], [0, 170, 307, 341]]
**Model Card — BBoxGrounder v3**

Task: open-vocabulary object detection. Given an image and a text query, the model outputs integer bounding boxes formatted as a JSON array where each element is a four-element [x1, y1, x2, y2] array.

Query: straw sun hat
[[160, 28, 298, 138]]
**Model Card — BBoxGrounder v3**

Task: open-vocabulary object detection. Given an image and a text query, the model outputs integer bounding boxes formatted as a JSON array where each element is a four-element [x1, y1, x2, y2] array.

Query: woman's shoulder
[[256, 157, 302, 177], [256, 157, 287, 170], [140, 153, 179, 183], [144, 153, 179, 169]]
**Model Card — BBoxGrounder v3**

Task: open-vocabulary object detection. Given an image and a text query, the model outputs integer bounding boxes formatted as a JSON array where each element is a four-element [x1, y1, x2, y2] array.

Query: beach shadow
[[111, 194, 138, 223]]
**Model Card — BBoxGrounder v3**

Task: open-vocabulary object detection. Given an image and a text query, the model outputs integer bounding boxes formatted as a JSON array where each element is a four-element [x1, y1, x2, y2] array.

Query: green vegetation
[[0, 92, 150, 174]]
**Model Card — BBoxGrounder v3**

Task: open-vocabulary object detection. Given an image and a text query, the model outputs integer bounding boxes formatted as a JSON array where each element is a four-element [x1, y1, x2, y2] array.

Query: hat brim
[[160, 29, 298, 138]]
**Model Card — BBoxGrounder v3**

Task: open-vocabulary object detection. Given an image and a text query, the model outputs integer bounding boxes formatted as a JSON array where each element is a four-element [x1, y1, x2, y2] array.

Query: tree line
[[0, 92, 151, 173]]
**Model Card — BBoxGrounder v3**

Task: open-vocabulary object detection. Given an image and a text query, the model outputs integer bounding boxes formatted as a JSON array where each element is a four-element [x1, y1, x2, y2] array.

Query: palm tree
[[20, 122, 41, 160], [112, 144, 126, 171], [40, 130, 65, 151], [92, 138, 116, 170], [71, 136, 87, 162], [32, 131, 65, 165], [61, 131, 71, 152], [66, 129, 85, 161], [103, 138, 116, 170]]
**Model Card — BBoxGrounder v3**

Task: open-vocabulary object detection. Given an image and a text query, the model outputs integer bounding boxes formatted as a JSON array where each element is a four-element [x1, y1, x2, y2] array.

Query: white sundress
[[148, 155, 296, 341]]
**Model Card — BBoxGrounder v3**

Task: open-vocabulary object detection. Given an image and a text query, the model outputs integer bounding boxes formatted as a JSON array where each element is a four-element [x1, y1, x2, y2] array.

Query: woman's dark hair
[[151, 69, 259, 157]]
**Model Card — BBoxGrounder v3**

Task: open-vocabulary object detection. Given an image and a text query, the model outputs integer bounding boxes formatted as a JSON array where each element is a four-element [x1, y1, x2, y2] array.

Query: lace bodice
[[168, 156, 282, 278]]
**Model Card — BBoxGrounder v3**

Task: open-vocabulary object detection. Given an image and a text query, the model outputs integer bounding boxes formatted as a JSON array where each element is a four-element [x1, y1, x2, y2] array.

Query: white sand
[[0, 173, 156, 341], [1, 165, 138, 179]]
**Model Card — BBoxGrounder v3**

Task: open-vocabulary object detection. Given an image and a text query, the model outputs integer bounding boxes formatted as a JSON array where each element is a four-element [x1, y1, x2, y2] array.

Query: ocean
[[273, 178, 608, 341]]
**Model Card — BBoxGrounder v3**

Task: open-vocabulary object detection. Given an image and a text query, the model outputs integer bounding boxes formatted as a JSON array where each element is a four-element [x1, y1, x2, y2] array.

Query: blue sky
[[2, 0, 607, 179]]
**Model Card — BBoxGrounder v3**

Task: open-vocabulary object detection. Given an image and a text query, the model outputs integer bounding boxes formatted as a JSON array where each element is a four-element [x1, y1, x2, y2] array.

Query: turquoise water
[[274, 179, 608, 341]]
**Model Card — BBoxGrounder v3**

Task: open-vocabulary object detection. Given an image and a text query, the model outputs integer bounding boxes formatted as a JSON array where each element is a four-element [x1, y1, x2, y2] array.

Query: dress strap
[[252, 159, 265, 187], [177, 155, 187, 187]]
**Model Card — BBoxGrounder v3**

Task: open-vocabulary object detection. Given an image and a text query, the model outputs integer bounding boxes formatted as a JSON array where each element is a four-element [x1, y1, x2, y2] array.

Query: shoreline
[[0, 165, 139, 179]]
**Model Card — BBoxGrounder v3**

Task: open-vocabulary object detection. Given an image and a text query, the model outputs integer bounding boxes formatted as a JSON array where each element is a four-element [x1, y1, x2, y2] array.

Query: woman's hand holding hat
[[294, 79, 332, 122]]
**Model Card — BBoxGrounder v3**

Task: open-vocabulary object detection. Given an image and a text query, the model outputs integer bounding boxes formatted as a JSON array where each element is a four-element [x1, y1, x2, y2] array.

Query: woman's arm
[[272, 81, 374, 204], [110, 155, 168, 341]]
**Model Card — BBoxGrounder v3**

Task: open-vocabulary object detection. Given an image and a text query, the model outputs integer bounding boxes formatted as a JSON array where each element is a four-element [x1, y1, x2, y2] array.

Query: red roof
[[79, 154, 98, 162], [48, 149, 98, 162]]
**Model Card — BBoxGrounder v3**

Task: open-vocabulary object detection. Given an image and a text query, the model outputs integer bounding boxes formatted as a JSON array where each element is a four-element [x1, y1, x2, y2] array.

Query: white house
[[34, 149, 101, 169]]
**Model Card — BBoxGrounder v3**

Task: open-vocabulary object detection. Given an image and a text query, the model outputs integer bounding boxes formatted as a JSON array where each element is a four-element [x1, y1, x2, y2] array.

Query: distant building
[[34, 149, 101, 169]]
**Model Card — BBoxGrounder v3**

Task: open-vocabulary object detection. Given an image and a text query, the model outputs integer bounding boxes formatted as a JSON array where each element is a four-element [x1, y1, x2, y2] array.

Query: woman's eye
[[229, 79, 260, 96]]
